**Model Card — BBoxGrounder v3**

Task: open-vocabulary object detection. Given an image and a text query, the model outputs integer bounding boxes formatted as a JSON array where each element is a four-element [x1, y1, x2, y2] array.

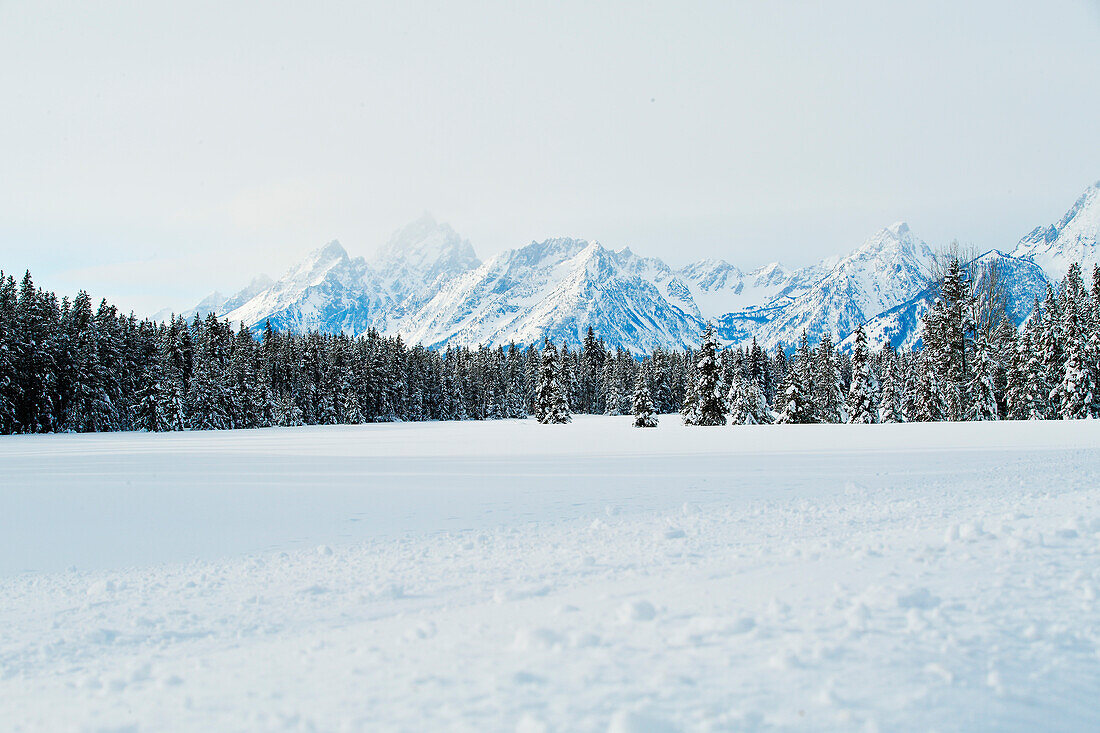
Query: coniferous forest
[[1, 259, 1098, 435]]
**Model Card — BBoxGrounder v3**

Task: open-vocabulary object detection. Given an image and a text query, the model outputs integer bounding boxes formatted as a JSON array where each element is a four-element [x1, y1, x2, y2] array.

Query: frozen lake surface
[[1, 417, 1099, 730]]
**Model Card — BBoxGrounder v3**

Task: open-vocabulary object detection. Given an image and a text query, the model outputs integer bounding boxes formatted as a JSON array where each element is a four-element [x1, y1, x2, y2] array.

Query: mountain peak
[[375, 214, 478, 270], [382, 212, 441, 252], [248, 274, 274, 290], [1011, 180, 1100, 281], [312, 239, 349, 261], [888, 221, 910, 236]]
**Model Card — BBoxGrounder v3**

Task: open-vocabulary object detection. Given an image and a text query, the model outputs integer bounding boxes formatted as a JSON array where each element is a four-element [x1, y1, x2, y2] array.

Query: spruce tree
[[912, 356, 948, 422], [846, 326, 877, 424], [878, 348, 905, 423], [728, 371, 770, 425], [683, 324, 726, 426], [631, 362, 658, 428], [0, 273, 18, 434], [604, 360, 624, 416], [534, 339, 571, 424], [1056, 315, 1095, 419], [812, 333, 844, 423], [966, 333, 999, 421], [775, 333, 814, 424]]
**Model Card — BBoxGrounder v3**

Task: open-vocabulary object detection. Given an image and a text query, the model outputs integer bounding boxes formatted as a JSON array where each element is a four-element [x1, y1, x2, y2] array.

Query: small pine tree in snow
[[728, 372, 770, 425], [812, 333, 844, 423], [340, 389, 364, 424], [534, 340, 571, 424], [1056, 334, 1095, 420], [1088, 329, 1100, 418], [775, 334, 814, 425], [133, 371, 163, 432], [605, 363, 624, 416], [846, 326, 877, 424], [877, 350, 904, 423], [273, 392, 303, 427], [679, 359, 699, 424], [683, 325, 726, 426], [912, 357, 948, 422], [966, 334, 999, 421], [631, 364, 658, 428]]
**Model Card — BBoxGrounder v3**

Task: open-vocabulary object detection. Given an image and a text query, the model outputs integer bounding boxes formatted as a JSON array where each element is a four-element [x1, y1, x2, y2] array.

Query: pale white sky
[[1, 0, 1098, 315]]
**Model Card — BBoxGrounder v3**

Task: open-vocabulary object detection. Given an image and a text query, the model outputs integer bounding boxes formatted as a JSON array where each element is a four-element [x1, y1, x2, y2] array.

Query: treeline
[[673, 259, 1100, 426], [0, 271, 693, 433], [0, 259, 1097, 435]]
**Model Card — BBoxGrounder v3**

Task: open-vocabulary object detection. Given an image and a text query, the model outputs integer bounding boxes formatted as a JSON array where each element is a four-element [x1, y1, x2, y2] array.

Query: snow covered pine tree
[[631, 362, 658, 427], [683, 324, 726, 426], [846, 326, 877, 424], [534, 339, 571, 424]]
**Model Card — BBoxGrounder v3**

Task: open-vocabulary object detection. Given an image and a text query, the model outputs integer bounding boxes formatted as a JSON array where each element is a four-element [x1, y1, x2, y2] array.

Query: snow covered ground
[[2, 417, 1100, 731]]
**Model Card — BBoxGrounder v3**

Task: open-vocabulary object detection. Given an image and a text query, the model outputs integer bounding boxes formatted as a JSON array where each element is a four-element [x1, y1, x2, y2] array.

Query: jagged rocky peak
[[313, 239, 351, 262], [276, 239, 360, 289], [504, 237, 591, 268], [160, 182, 1097, 354], [678, 258, 745, 290], [750, 261, 790, 284], [852, 221, 928, 258], [245, 274, 275, 291], [374, 212, 480, 275], [1012, 181, 1100, 281]]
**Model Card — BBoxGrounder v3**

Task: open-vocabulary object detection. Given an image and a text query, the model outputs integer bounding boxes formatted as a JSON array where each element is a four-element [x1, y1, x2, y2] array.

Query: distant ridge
[[164, 182, 1099, 353]]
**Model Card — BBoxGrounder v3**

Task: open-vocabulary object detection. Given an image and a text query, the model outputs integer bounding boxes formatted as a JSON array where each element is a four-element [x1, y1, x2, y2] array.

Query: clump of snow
[[618, 600, 658, 623], [896, 587, 940, 610]]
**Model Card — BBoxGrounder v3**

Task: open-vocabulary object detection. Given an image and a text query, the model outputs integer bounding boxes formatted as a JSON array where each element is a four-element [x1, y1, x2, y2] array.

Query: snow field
[[2, 417, 1100, 731]]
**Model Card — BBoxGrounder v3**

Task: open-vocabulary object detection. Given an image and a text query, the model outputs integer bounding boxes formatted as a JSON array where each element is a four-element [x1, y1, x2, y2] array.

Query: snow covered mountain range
[[164, 183, 1100, 353]]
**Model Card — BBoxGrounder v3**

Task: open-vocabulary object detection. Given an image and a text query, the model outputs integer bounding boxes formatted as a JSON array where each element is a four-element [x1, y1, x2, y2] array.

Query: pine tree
[[273, 391, 303, 427], [1004, 326, 1034, 420], [912, 355, 948, 422], [877, 348, 905, 423], [0, 273, 18, 434], [812, 333, 844, 423], [631, 362, 658, 428], [728, 371, 770, 425], [1039, 284, 1064, 412], [603, 360, 624, 416], [679, 353, 699, 424], [846, 326, 877, 424], [340, 388, 364, 424], [966, 333, 999, 421], [923, 258, 975, 420], [534, 339, 571, 424], [1055, 312, 1095, 419], [683, 324, 726, 426], [775, 333, 815, 424]]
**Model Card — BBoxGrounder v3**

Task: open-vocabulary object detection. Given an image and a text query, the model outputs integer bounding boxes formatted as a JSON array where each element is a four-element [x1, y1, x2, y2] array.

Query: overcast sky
[[1, 0, 1098, 316]]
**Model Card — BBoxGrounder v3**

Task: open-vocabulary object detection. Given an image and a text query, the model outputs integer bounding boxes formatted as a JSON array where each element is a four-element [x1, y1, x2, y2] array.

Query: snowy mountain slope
[[672, 259, 798, 318], [718, 222, 934, 351], [1012, 182, 1100, 282], [222, 241, 393, 334], [152, 274, 274, 323], [163, 183, 1096, 353], [839, 250, 1048, 352], [371, 213, 481, 318], [398, 238, 706, 353]]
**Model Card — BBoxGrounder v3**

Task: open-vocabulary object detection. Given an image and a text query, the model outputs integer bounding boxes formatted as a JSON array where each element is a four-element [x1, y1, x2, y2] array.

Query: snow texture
[[3, 417, 1100, 731]]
